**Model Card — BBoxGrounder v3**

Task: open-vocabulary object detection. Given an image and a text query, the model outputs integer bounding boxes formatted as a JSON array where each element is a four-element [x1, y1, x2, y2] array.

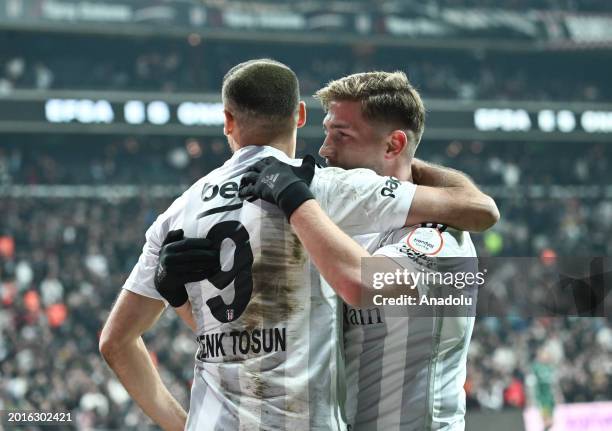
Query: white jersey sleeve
[[122, 192, 188, 304], [311, 167, 416, 236]]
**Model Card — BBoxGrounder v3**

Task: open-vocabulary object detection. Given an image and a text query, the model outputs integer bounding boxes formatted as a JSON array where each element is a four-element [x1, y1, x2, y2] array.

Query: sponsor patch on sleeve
[[406, 226, 444, 255]]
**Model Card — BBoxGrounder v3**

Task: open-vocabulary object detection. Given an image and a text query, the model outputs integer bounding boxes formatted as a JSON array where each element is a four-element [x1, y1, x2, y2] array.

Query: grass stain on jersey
[[242, 215, 306, 332], [251, 373, 267, 399]]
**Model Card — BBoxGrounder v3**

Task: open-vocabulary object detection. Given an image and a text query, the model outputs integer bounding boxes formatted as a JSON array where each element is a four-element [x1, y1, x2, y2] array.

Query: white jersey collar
[[228, 145, 294, 167]]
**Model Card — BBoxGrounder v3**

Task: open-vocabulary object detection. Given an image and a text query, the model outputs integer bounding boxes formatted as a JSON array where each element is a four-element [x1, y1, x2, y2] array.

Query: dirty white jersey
[[122, 145, 416, 431], [344, 224, 478, 431]]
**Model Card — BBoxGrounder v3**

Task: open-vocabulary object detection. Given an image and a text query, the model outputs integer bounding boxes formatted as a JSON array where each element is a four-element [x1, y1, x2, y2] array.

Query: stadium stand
[[0, 1, 611, 428]]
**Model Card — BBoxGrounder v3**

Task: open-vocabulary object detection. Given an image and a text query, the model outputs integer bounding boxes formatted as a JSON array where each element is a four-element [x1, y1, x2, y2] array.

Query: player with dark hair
[[100, 60, 497, 430], [240, 71, 491, 430]]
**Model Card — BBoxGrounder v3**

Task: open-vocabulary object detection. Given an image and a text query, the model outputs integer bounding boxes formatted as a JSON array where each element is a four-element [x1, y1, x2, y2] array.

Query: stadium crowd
[[1, 1, 611, 426], [1, 138, 611, 428], [434, 0, 611, 11], [1, 137, 611, 188], [1, 30, 609, 101], [1, 137, 612, 258], [0, 197, 192, 429], [203, 0, 612, 12]]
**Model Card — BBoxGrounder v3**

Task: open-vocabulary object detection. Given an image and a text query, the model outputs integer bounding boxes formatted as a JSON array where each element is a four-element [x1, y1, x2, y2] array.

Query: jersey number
[[206, 221, 254, 323]]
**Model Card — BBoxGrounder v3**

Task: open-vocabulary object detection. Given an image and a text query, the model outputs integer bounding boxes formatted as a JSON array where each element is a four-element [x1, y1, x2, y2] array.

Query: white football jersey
[[344, 224, 478, 431], [122, 145, 416, 431]]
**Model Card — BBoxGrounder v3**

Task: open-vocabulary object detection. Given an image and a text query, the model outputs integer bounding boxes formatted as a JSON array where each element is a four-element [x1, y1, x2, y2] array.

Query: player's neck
[[265, 136, 296, 158], [384, 160, 413, 182], [237, 141, 295, 158], [232, 129, 296, 158]]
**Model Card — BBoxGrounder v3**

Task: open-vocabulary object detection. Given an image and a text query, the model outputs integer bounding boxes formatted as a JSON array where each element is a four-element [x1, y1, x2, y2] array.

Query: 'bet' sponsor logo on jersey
[[380, 176, 400, 198], [201, 180, 240, 201]]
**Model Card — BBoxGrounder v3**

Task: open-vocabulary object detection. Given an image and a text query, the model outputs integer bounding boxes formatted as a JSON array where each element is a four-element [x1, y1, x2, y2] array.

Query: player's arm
[[289, 200, 425, 307], [239, 155, 498, 235], [289, 200, 370, 306], [236, 156, 470, 305], [175, 301, 196, 332], [408, 158, 499, 232], [99, 290, 187, 431], [311, 161, 497, 235], [98, 198, 217, 429], [237, 156, 372, 305]]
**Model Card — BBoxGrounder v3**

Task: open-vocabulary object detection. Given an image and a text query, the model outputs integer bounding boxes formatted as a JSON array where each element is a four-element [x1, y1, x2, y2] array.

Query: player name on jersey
[[196, 327, 286, 360]]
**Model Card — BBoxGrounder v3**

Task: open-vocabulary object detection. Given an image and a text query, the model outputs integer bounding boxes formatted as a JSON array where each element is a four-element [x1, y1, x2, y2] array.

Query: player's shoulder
[[315, 166, 378, 182], [312, 166, 391, 212], [165, 176, 209, 217], [312, 166, 386, 197], [146, 174, 212, 241]]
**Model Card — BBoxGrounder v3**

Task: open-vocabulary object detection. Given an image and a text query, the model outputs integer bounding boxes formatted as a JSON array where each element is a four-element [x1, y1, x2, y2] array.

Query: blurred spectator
[[1, 31, 610, 102]]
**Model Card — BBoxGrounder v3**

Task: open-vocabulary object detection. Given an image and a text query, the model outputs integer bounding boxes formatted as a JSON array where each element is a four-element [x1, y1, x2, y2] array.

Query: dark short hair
[[222, 59, 300, 122]]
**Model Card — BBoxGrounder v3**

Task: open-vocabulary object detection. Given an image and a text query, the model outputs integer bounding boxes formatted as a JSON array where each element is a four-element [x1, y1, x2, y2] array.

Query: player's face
[[320, 100, 386, 172]]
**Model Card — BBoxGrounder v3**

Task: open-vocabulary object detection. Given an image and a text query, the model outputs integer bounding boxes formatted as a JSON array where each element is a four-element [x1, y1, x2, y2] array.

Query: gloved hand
[[154, 229, 220, 307], [238, 155, 316, 220]]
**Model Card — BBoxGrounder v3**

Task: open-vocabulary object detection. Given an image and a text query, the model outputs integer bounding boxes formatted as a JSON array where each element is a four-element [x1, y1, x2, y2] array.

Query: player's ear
[[385, 130, 408, 160], [224, 109, 235, 136], [297, 101, 307, 129]]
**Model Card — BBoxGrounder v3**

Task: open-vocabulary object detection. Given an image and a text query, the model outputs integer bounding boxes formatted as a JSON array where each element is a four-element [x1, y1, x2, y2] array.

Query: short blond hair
[[315, 71, 425, 149]]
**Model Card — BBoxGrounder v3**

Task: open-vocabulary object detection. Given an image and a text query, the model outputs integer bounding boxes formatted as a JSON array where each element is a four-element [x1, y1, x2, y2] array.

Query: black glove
[[154, 229, 220, 307], [238, 155, 316, 220]]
